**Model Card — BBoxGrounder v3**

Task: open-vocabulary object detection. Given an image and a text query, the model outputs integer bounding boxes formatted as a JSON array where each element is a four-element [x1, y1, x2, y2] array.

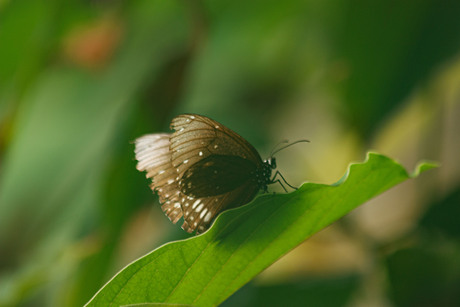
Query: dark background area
[[1, 1, 459, 306]]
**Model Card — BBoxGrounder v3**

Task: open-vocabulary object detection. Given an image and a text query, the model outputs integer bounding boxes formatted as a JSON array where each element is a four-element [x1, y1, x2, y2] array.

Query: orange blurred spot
[[63, 16, 123, 70]]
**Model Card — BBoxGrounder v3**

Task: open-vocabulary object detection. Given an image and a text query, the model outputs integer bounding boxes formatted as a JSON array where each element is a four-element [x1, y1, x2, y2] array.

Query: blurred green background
[[1, 0, 459, 306]]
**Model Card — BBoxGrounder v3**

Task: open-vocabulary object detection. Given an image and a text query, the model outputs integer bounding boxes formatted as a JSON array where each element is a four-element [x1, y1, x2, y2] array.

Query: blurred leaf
[[420, 185, 460, 239], [386, 245, 460, 307], [0, 0, 56, 86], [122, 304, 188, 307], [182, 0, 326, 142], [0, 0, 93, 102], [223, 275, 360, 307], [0, 0, 188, 253], [338, 0, 460, 138], [0, 1, 190, 305], [86, 153, 435, 306]]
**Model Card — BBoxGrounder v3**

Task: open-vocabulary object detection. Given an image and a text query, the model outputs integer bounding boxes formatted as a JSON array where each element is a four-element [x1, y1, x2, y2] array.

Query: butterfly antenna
[[271, 139, 310, 157], [269, 140, 289, 157]]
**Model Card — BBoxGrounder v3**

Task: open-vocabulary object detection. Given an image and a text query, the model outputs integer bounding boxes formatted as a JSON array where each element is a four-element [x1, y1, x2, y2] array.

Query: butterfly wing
[[180, 155, 257, 197], [170, 114, 262, 171], [134, 133, 186, 224], [180, 181, 259, 233], [135, 114, 265, 234], [170, 114, 263, 233]]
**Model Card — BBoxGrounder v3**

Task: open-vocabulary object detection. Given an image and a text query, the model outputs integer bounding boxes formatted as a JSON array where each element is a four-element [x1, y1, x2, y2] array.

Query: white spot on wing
[[200, 208, 208, 219], [204, 211, 212, 223], [192, 200, 200, 209], [158, 170, 165, 174], [196, 204, 204, 212], [199, 151, 203, 156], [174, 203, 181, 208]]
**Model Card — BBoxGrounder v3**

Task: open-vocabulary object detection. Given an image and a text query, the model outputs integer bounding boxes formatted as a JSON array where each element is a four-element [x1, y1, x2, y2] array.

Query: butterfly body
[[135, 114, 277, 233]]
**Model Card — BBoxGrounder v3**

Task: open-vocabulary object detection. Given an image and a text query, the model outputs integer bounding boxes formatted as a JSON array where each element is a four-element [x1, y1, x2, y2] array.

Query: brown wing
[[181, 182, 259, 234], [169, 114, 263, 233], [170, 114, 262, 174], [180, 155, 257, 197], [134, 133, 186, 224]]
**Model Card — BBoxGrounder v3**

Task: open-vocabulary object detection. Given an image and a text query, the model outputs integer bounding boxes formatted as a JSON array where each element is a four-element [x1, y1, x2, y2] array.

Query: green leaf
[[338, 1, 460, 137], [0, 1, 190, 305], [223, 274, 360, 307], [86, 153, 436, 307], [386, 245, 460, 306]]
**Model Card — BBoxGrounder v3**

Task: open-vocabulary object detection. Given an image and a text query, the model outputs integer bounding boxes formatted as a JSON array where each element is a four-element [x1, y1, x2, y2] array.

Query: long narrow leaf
[[87, 152, 437, 306]]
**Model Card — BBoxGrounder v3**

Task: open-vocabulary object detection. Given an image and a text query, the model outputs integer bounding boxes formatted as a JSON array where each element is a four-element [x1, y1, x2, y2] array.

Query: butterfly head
[[262, 140, 310, 193], [265, 157, 277, 169]]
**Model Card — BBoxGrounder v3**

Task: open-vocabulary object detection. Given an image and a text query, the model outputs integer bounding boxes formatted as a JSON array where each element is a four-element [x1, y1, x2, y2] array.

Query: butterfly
[[134, 114, 307, 234]]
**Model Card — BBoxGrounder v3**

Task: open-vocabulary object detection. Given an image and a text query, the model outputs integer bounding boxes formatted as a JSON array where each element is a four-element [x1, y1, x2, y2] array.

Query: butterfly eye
[[270, 157, 277, 169]]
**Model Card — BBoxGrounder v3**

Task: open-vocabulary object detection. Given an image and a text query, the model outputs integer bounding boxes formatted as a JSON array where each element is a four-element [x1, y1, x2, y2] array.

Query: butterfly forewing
[[170, 114, 261, 168]]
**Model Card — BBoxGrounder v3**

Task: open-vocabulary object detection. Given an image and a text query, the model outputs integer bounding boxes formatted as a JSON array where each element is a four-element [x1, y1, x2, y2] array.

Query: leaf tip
[[411, 160, 439, 178]]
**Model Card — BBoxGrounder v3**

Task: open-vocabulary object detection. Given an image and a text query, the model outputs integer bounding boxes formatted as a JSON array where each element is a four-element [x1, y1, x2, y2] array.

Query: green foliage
[[0, 0, 456, 306], [337, 1, 460, 137], [86, 153, 435, 306], [222, 275, 360, 307]]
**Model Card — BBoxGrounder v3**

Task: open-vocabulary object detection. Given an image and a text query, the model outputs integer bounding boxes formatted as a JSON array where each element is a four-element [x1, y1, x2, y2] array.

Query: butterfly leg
[[272, 179, 288, 193], [271, 171, 297, 190]]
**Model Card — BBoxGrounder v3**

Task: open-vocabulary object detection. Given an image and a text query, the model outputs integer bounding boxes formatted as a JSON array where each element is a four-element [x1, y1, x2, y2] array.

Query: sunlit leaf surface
[[86, 153, 436, 306]]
